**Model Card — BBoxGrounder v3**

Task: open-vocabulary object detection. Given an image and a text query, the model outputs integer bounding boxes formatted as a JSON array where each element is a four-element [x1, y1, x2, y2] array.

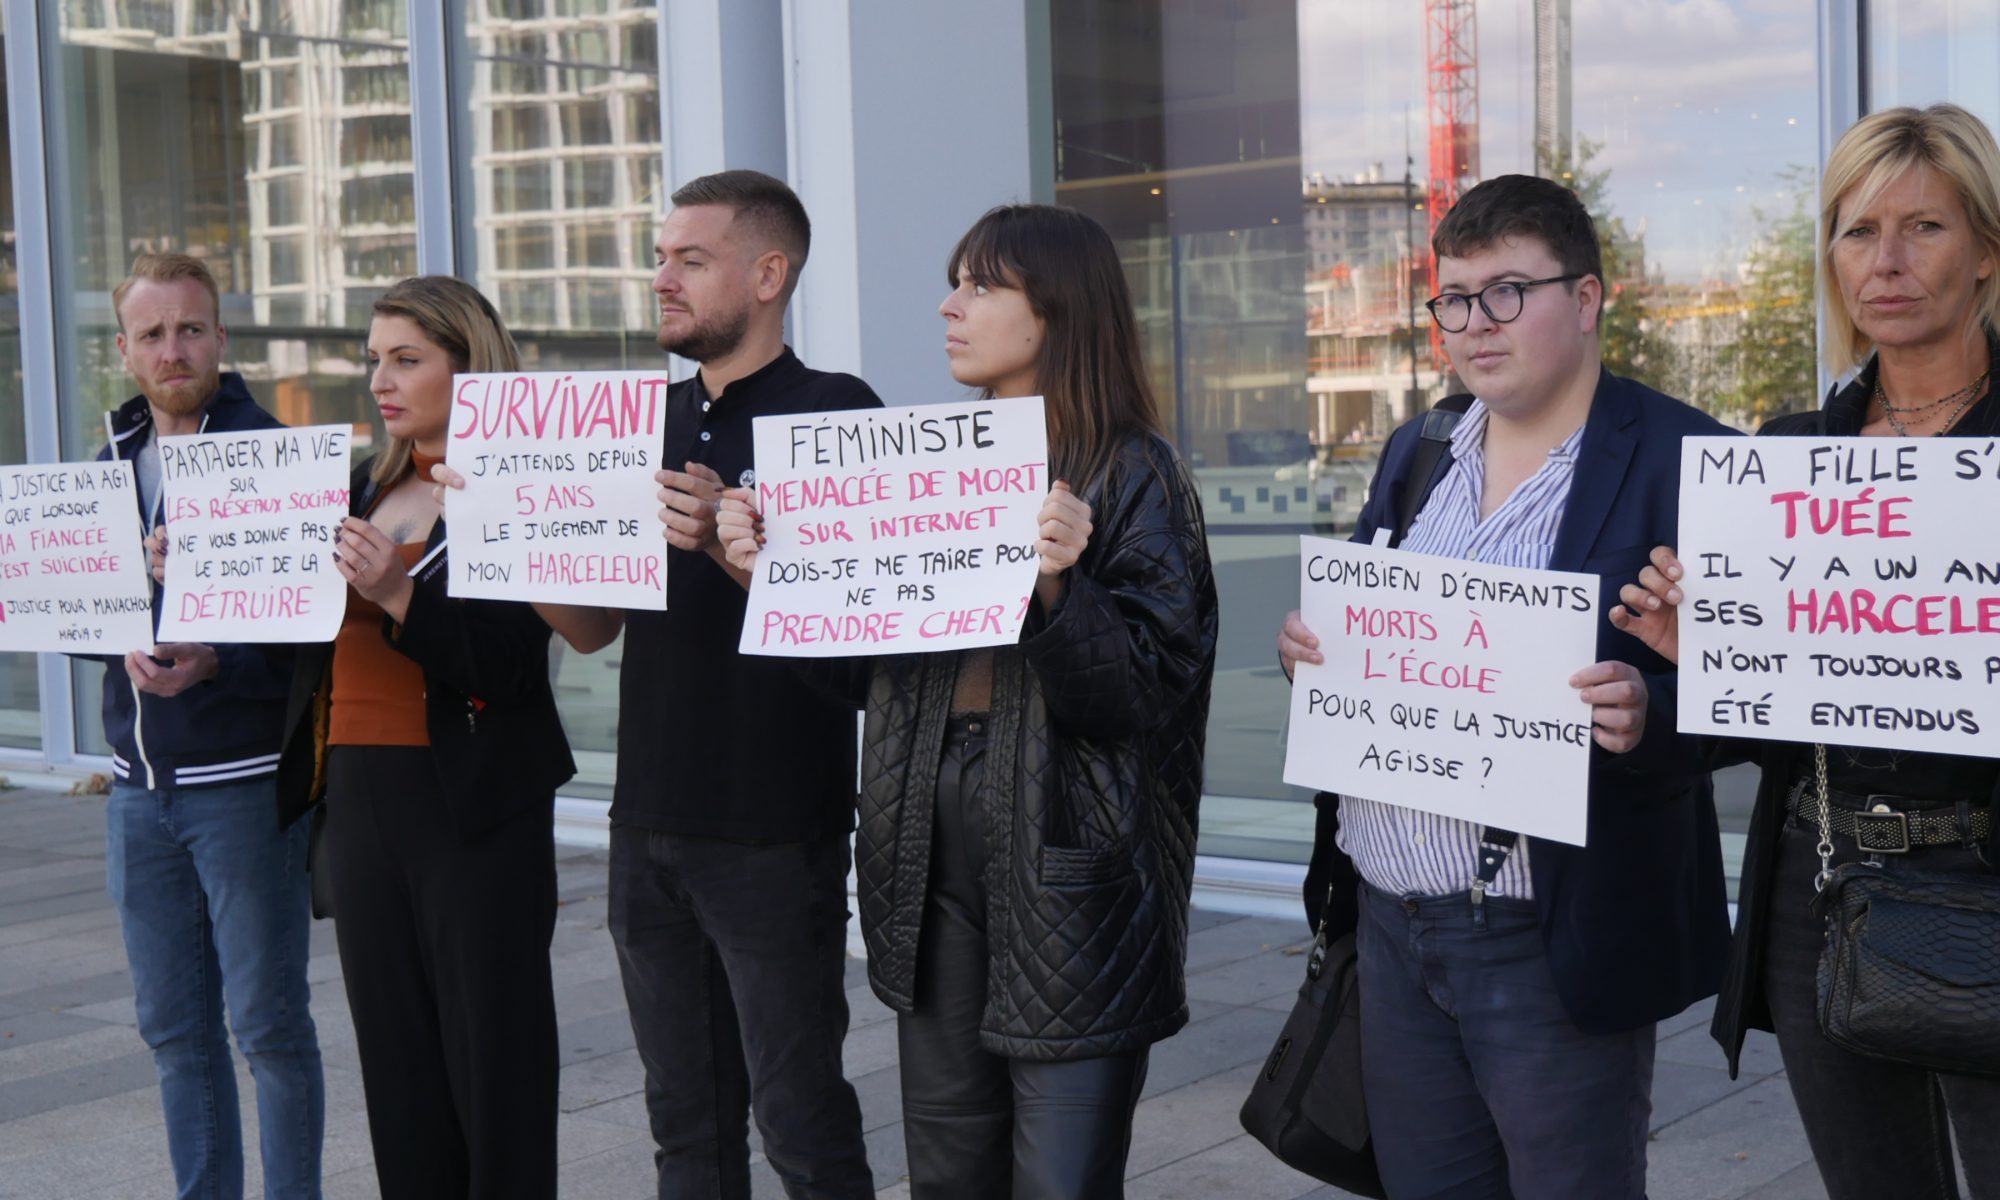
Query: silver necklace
[[1876, 370, 1987, 436]]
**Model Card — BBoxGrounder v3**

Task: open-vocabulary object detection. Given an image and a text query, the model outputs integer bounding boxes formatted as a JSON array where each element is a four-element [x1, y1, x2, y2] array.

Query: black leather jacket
[[835, 432, 1217, 1060]]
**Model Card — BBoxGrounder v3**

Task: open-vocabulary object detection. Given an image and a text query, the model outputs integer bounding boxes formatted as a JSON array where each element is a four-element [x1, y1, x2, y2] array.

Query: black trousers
[[323, 746, 559, 1200], [606, 824, 872, 1200], [899, 714, 1149, 1200], [1764, 820, 2000, 1199]]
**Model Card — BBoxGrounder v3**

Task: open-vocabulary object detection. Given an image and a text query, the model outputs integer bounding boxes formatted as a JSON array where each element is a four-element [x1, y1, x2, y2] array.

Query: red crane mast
[[1423, 0, 1480, 358]]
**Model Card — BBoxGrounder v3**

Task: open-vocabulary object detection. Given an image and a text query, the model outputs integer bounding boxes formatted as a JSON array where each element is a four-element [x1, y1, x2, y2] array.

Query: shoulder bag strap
[[1391, 393, 1474, 548]]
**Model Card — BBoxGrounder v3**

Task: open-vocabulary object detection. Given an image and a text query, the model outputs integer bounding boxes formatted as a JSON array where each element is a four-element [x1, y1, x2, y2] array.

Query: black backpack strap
[[1390, 393, 1474, 548]]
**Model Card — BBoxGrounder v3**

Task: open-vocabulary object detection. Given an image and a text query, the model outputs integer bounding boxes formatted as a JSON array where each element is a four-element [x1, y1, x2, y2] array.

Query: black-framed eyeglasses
[[1424, 274, 1584, 332]]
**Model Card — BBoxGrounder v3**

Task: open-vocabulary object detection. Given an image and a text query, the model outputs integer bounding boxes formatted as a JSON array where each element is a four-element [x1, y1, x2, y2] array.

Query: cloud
[[1294, 0, 1821, 279]]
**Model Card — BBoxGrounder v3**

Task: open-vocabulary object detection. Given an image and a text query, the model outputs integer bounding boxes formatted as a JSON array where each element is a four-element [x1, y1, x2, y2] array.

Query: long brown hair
[[368, 276, 521, 485], [947, 205, 1161, 489]]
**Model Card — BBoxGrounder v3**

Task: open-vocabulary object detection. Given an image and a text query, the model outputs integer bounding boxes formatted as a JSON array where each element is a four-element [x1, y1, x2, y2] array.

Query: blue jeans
[[1355, 881, 1656, 1200], [106, 780, 324, 1200]]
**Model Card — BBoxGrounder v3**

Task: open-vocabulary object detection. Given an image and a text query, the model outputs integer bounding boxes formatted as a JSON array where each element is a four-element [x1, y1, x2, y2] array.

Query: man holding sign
[[91, 255, 323, 1199], [519, 171, 879, 1198], [1276, 177, 1731, 1198]]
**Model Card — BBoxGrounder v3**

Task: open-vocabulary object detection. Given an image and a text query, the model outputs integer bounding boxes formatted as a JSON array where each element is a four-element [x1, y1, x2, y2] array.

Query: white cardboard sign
[[1678, 435, 2000, 756], [155, 425, 351, 643], [0, 461, 156, 653], [739, 396, 1048, 657], [443, 371, 670, 609], [1282, 535, 1600, 846]]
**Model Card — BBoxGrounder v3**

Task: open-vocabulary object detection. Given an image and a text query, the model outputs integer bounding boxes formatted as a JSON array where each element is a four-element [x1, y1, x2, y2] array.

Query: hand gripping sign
[[1678, 436, 2000, 757], [740, 396, 1049, 657], [0, 461, 155, 653], [1283, 534, 1599, 846], [155, 425, 351, 643], [443, 371, 670, 609]]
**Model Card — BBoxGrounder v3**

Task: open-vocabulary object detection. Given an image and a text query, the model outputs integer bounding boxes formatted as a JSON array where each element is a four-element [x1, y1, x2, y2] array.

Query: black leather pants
[[897, 714, 1150, 1200]]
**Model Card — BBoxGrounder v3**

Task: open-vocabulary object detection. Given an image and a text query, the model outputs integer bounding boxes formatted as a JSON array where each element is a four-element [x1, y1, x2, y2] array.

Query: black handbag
[[1809, 745, 2000, 1076], [1241, 403, 1485, 1196], [1237, 892, 1386, 1197]]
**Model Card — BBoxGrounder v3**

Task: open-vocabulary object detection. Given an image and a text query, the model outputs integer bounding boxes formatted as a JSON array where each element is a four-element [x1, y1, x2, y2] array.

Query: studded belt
[[1787, 779, 1992, 854]]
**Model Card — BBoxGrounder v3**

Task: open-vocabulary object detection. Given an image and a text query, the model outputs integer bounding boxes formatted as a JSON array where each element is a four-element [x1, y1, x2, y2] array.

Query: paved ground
[[0, 779, 1834, 1199]]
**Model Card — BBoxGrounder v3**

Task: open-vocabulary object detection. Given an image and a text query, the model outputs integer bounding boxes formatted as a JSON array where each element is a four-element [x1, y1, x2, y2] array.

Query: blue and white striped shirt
[[1335, 399, 1585, 900]]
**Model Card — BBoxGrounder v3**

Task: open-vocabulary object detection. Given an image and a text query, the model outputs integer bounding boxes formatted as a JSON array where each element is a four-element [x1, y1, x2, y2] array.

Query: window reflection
[[453, 0, 662, 797], [1051, 0, 1819, 866], [0, 9, 36, 751], [1869, 1, 2000, 131], [49, 1, 416, 752]]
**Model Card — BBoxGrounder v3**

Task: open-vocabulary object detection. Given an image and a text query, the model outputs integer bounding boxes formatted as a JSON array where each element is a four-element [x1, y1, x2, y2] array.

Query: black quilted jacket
[[835, 432, 1218, 1060]]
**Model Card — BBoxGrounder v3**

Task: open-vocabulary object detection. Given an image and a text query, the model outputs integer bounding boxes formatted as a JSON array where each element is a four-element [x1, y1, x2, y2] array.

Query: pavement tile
[[0, 1022, 142, 1084], [0, 1008, 122, 1053], [557, 1046, 646, 1114], [0, 1045, 157, 1123], [557, 1007, 639, 1066], [0, 969, 155, 1023], [1126, 1130, 1332, 1199], [1660, 1024, 1785, 1079], [0, 1086, 163, 1167], [1183, 941, 1314, 1008], [0, 793, 1859, 1196], [1648, 1058, 1763, 1132], [1742, 1160, 1831, 1199], [1184, 916, 1312, 974], [0, 907, 121, 952], [1126, 1060, 1267, 1175], [1646, 1076, 1816, 1200], [1657, 994, 1719, 1040], [1140, 1005, 1286, 1100]]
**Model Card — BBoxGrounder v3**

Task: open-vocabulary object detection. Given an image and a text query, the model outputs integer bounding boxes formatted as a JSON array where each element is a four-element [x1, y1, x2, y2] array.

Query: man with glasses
[[1275, 174, 1733, 1197]]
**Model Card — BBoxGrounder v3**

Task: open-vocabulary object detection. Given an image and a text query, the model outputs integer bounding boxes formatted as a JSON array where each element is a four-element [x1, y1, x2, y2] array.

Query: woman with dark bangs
[[719, 204, 1218, 1198]]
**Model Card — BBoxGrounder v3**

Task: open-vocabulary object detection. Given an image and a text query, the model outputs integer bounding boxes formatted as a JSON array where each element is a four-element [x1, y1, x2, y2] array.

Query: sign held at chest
[[444, 371, 669, 609], [740, 396, 1049, 657]]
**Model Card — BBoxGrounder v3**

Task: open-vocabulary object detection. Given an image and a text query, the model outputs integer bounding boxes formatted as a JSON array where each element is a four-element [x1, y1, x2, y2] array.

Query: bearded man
[[95, 253, 324, 1200], [523, 171, 881, 1200]]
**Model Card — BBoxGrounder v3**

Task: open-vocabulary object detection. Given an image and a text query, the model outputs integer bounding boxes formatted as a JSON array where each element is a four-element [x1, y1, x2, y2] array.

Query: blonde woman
[[1615, 105, 2000, 1198], [273, 276, 573, 1198]]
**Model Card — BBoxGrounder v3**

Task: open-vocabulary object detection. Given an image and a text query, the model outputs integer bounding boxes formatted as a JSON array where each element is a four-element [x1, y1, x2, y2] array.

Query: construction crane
[[1423, 0, 1480, 359]]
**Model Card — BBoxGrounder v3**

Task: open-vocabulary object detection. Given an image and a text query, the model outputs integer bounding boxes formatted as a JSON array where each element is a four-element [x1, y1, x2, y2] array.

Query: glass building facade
[[0, 0, 1987, 897]]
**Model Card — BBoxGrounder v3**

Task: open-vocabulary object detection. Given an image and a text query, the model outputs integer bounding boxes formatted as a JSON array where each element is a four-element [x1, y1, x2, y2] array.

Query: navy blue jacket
[[1307, 368, 1739, 1034], [94, 374, 295, 799]]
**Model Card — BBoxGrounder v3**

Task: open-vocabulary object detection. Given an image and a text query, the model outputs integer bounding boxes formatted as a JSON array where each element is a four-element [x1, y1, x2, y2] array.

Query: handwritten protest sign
[[0, 462, 155, 653], [1678, 436, 2000, 756], [1282, 535, 1600, 845], [443, 371, 669, 609], [155, 425, 350, 643], [739, 396, 1048, 657]]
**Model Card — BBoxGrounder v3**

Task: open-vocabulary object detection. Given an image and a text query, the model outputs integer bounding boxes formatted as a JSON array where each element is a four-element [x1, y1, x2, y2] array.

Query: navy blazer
[[1308, 368, 1739, 1034]]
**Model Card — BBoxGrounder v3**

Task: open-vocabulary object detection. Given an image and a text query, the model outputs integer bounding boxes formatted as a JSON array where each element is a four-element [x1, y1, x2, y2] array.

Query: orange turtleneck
[[328, 452, 440, 747]]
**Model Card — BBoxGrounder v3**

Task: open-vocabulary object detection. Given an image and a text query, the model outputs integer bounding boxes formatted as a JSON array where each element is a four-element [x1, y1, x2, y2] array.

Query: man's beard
[[658, 303, 751, 364], [146, 366, 220, 418]]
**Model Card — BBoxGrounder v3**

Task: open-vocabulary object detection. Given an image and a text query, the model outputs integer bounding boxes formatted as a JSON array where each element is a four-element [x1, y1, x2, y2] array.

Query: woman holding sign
[[719, 204, 1217, 1198], [272, 276, 572, 1199], [1615, 104, 2000, 1200]]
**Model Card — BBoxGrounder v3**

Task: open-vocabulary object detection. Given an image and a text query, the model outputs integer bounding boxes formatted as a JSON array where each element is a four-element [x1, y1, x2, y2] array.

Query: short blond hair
[[368, 276, 521, 486], [1821, 103, 2000, 373], [112, 253, 222, 333]]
